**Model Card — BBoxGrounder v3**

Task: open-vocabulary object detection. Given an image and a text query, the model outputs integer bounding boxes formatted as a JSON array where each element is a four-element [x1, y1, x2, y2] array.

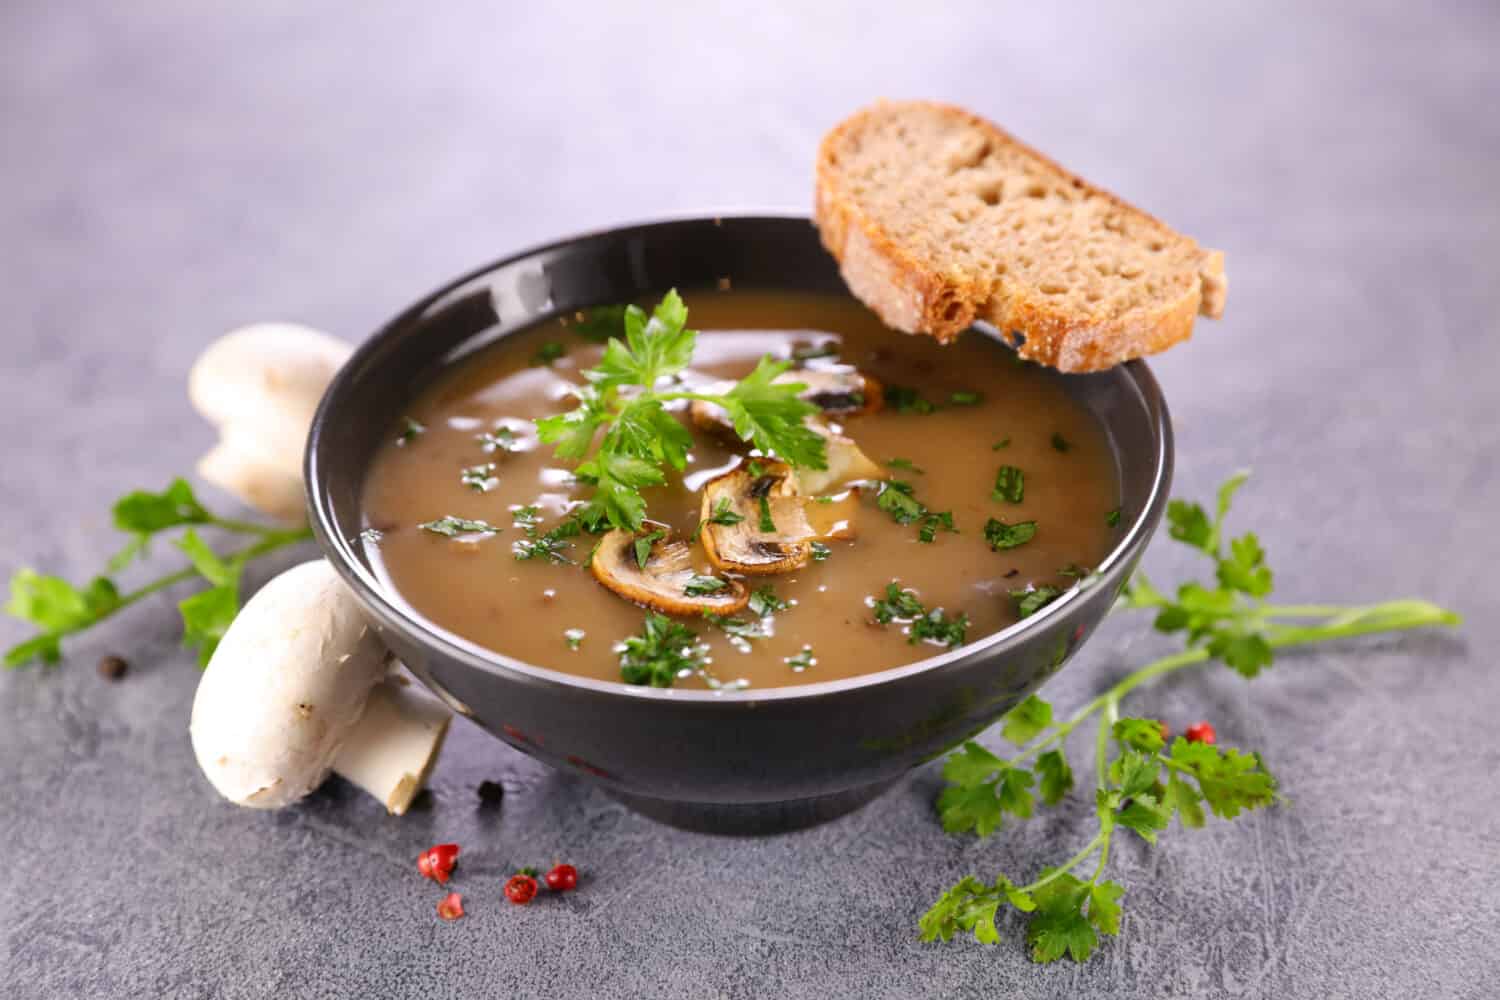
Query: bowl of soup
[[306, 215, 1172, 830]]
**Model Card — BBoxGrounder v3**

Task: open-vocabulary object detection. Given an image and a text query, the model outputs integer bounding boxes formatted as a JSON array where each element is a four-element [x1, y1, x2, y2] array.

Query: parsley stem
[[33, 528, 312, 652], [1095, 698, 1120, 791], [1008, 598, 1455, 769], [1018, 830, 1108, 895], [206, 515, 288, 536], [1255, 604, 1349, 618]]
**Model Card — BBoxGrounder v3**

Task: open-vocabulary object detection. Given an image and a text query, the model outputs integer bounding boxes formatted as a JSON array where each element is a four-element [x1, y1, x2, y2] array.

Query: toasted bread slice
[[814, 101, 1226, 372]]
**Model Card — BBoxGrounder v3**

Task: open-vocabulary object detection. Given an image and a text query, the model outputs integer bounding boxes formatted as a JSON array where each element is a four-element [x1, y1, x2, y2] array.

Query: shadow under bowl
[[306, 215, 1173, 833]]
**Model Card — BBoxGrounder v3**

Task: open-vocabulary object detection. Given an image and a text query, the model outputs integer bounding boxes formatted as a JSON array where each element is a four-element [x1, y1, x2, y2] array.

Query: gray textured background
[[3, 2, 1498, 997]]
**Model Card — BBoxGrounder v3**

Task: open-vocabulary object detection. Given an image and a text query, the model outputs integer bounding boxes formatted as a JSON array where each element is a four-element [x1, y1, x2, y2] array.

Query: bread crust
[[814, 100, 1226, 372]]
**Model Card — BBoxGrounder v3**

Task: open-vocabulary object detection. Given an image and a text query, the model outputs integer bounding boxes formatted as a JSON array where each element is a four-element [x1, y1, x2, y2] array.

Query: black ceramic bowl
[[307, 215, 1172, 831]]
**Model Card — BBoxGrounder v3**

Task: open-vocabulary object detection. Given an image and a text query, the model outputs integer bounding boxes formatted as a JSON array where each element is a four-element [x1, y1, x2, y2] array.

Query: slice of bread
[[814, 101, 1226, 372]]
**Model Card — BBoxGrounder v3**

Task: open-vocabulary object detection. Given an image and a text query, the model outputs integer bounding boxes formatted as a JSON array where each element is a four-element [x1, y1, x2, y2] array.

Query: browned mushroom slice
[[591, 524, 749, 615], [794, 423, 884, 495], [786, 369, 883, 417], [689, 369, 883, 436], [699, 462, 824, 575]]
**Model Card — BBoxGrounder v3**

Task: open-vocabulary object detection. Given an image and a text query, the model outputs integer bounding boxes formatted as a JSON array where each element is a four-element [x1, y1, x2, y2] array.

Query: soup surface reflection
[[362, 291, 1120, 690]]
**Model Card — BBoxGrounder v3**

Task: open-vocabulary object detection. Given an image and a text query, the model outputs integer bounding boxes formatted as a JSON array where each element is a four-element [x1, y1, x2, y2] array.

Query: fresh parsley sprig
[[536, 291, 828, 532], [5, 479, 312, 668], [920, 471, 1459, 963]]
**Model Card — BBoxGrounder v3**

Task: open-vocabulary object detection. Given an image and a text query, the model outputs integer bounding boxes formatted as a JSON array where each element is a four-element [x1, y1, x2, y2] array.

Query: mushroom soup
[[361, 291, 1120, 690]]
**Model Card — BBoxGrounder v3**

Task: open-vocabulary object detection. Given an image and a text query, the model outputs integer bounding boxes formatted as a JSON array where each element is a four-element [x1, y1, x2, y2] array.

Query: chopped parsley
[[530, 341, 566, 366], [1059, 563, 1090, 579], [748, 585, 789, 616], [1051, 432, 1071, 453], [992, 437, 1012, 450], [632, 529, 666, 568], [461, 463, 499, 492], [993, 465, 1025, 504], [950, 391, 984, 406], [396, 417, 425, 446], [876, 480, 925, 525], [617, 613, 706, 687], [872, 583, 926, 623], [477, 426, 518, 453], [683, 575, 729, 597], [703, 613, 769, 642], [511, 505, 543, 529], [513, 516, 583, 564], [886, 457, 925, 474], [911, 608, 970, 648], [564, 628, 585, 650], [810, 541, 831, 562], [419, 516, 497, 537], [707, 497, 745, 526], [757, 495, 777, 533], [1011, 584, 1065, 618], [984, 517, 1037, 551], [786, 646, 816, 672], [919, 510, 958, 544], [1106, 507, 1122, 527], [885, 385, 937, 414], [871, 583, 966, 648], [877, 480, 957, 543]]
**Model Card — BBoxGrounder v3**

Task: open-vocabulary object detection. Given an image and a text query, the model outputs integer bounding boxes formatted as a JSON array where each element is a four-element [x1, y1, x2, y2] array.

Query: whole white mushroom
[[188, 323, 353, 523], [190, 559, 450, 814]]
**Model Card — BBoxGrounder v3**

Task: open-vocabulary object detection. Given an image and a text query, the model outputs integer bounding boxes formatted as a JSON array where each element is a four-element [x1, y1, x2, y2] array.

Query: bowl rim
[[306, 213, 1174, 706]]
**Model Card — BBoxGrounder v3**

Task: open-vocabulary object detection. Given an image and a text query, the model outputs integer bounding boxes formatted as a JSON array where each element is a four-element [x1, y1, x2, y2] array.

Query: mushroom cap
[[699, 462, 819, 575], [188, 323, 352, 432], [190, 560, 390, 809], [793, 424, 884, 495], [689, 369, 882, 438], [590, 525, 750, 615]]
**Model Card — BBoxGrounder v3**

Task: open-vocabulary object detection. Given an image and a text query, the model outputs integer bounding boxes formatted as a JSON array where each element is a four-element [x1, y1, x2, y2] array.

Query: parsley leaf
[[876, 480, 924, 525], [707, 497, 745, 526], [419, 516, 498, 537], [1036, 750, 1074, 806], [885, 385, 936, 414], [992, 465, 1025, 504], [461, 463, 499, 492], [683, 575, 728, 597], [1026, 872, 1098, 963], [617, 613, 706, 687], [871, 582, 925, 623], [918, 510, 957, 544], [1011, 585, 1064, 618], [395, 417, 425, 445], [538, 292, 827, 531], [530, 341, 566, 366], [748, 585, 789, 616], [984, 517, 1036, 551], [886, 457, 924, 474], [1001, 694, 1054, 744], [785, 646, 815, 671]]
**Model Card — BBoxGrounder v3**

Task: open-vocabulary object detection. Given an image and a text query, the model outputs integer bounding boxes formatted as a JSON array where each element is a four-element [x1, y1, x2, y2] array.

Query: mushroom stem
[[331, 677, 452, 816]]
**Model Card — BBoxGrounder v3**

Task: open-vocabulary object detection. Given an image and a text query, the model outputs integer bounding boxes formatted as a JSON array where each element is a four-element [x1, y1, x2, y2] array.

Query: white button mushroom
[[190, 559, 451, 814], [188, 322, 353, 523]]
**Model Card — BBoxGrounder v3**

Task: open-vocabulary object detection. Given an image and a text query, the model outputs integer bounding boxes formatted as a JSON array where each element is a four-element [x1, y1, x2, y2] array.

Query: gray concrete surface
[[2, 2, 1497, 997]]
